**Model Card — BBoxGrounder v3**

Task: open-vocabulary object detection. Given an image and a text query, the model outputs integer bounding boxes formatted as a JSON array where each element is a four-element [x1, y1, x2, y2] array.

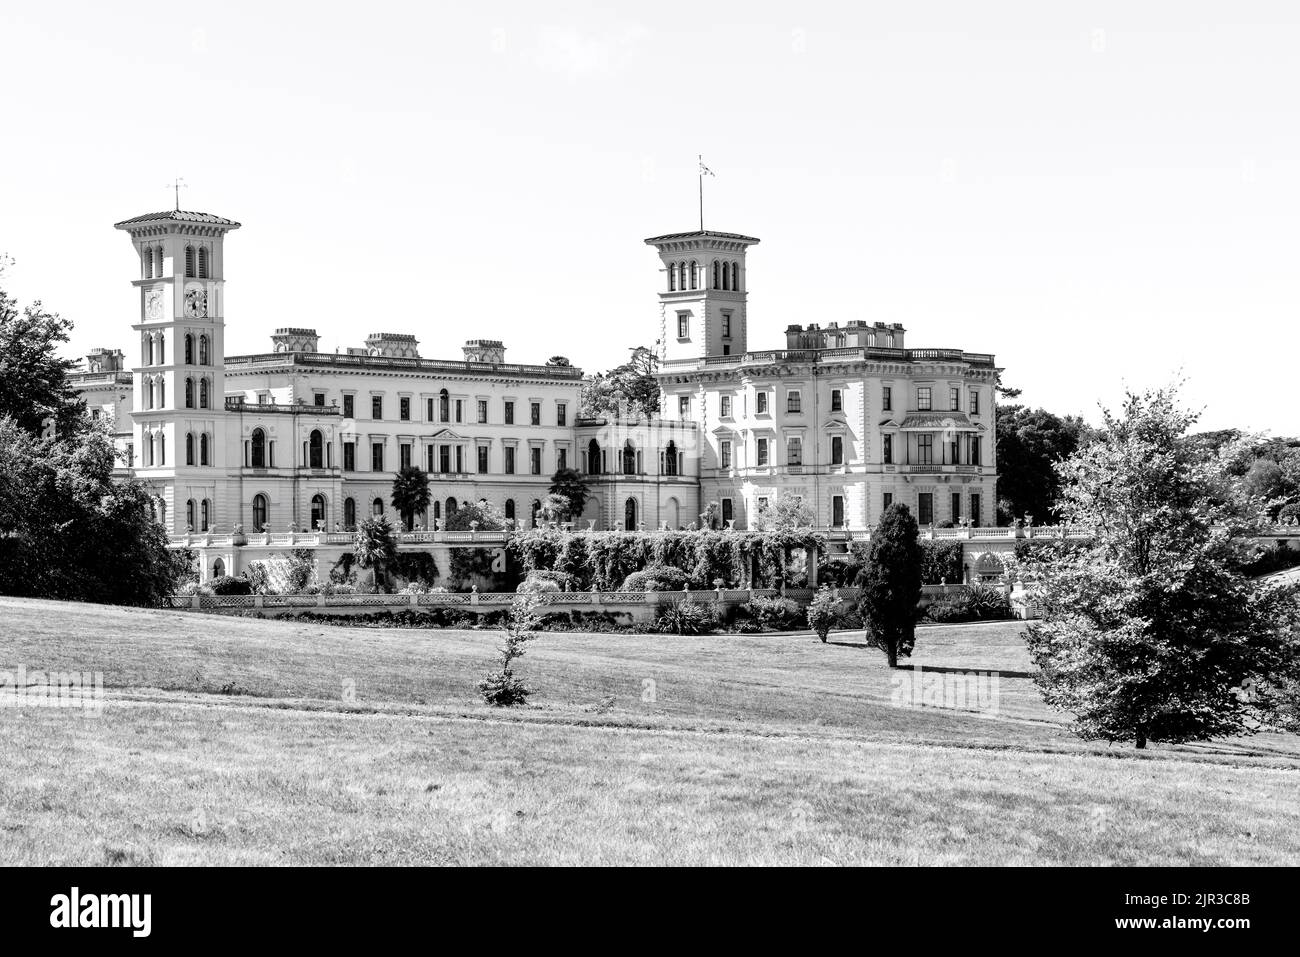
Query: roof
[[644, 229, 760, 245], [113, 210, 241, 229]]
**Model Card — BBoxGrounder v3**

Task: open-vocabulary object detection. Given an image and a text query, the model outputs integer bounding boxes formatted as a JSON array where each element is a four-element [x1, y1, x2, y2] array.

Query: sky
[[1, 0, 1298, 435]]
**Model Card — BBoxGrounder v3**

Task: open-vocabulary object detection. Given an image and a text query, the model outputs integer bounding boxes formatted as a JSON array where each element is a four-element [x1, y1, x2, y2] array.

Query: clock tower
[[114, 208, 240, 532]]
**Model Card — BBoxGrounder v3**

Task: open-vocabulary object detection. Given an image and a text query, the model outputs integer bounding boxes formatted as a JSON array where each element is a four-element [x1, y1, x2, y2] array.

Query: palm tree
[[390, 466, 431, 531], [353, 514, 398, 591]]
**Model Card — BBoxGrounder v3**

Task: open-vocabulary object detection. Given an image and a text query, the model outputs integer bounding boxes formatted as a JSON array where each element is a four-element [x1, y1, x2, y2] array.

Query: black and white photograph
[[0, 0, 1296, 937]]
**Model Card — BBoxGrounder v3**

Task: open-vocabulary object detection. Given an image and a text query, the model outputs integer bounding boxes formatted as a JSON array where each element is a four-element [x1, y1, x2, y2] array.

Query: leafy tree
[[390, 466, 431, 531], [856, 504, 924, 667], [0, 417, 185, 605], [353, 513, 398, 591], [1024, 385, 1300, 749], [538, 493, 570, 524], [548, 467, 589, 521], [752, 495, 815, 531], [546, 356, 572, 367], [444, 499, 507, 532], [995, 404, 1091, 524], [0, 285, 84, 437], [579, 345, 660, 419]]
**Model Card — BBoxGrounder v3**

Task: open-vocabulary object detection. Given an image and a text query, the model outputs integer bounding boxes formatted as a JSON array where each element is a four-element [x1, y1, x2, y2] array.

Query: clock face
[[184, 288, 208, 318], [145, 289, 163, 319]]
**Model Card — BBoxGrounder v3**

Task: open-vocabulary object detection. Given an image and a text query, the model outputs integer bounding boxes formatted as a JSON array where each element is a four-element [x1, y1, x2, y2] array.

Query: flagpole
[[698, 154, 704, 231]]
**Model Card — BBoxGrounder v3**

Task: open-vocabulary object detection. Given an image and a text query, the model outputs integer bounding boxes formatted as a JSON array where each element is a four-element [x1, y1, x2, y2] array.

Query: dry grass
[[1, 597, 1298, 865]]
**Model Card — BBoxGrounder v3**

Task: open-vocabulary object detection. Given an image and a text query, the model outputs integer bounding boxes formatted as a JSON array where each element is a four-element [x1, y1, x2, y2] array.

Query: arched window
[[199, 335, 209, 365], [252, 494, 268, 532], [445, 497, 458, 518], [154, 246, 164, 278], [730, 261, 739, 290], [158, 377, 165, 407], [372, 497, 384, 517], [688, 260, 697, 290], [157, 432, 165, 464], [504, 499, 515, 522], [184, 245, 195, 278], [587, 438, 601, 475], [185, 377, 194, 409], [712, 260, 720, 289], [677, 262, 686, 290], [344, 497, 356, 529], [198, 247, 209, 279], [186, 498, 196, 530], [185, 432, 195, 465], [721, 261, 729, 291], [309, 429, 323, 469], [184, 334, 194, 365], [199, 378, 209, 409], [250, 428, 266, 469], [157, 498, 166, 525], [433, 500, 441, 522], [624, 497, 638, 531], [200, 433, 209, 466], [669, 264, 676, 291], [531, 499, 541, 528], [143, 249, 153, 279], [311, 494, 326, 530], [201, 499, 210, 532], [665, 440, 678, 476], [622, 440, 636, 475], [212, 557, 225, 579], [439, 389, 450, 423]]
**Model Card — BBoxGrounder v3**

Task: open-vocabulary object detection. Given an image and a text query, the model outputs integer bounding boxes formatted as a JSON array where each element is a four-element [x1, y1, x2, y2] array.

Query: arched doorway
[[445, 497, 458, 520], [622, 440, 636, 475], [250, 428, 266, 468], [311, 494, 326, 530], [624, 497, 638, 531], [344, 497, 356, 529], [666, 497, 680, 528], [587, 439, 601, 474], [251, 494, 268, 532], [212, 557, 225, 579], [665, 441, 678, 476], [309, 430, 324, 469]]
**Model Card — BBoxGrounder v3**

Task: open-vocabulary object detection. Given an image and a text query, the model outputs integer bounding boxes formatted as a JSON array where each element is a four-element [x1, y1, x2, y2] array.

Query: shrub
[[518, 576, 561, 595], [523, 569, 580, 592], [920, 540, 964, 585], [478, 595, 541, 706], [654, 598, 715, 635], [1279, 503, 1300, 526], [741, 595, 803, 631], [245, 563, 273, 595], [805, 585, 840, 642], [401, 580, 432, 595], [209, 575, 253, 596], [924, 585, 1012, 623], [621, 563, 690, 592], [285, 548, 316, 592]]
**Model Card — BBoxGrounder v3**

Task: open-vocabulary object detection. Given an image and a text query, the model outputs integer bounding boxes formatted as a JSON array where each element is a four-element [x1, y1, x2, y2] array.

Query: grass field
[[2, 596, 1298, 865]]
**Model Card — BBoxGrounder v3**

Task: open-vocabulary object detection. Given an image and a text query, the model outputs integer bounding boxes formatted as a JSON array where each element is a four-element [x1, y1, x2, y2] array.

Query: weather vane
[[166, 177, 187, 211]]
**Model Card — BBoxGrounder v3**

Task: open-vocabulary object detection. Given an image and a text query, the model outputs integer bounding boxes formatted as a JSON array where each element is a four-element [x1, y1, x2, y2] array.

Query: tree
[[389, 466, 431, 530], [353, 513, 398, 591], [0, 285, 84, 437], [0, 417, 186, 605], [579, 345, 660, 419], [538, 493, 569, 524], [444, 499, 506, 532], [752, 495, 815, 531], [995, 404, 1091, 524], [546, 356, 572, 367], [1024, 385, 1300, 749], [478, 593, 542, 706], [548, 467, 589, 521], [856, 504, 924, 667]]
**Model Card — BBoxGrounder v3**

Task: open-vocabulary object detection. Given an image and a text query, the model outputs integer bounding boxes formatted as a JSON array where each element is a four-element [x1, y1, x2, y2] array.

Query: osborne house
[[69, 207, 1001, 580]]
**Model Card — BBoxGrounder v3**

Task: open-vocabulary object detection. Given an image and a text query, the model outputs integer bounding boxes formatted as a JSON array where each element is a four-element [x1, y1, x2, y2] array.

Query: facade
[[649, 230, 999, 531], [75, 209, 998, 578]]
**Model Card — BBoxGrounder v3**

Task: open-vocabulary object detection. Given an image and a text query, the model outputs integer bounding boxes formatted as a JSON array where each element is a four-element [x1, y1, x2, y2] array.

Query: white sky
[[2, 0, 1298, 434]]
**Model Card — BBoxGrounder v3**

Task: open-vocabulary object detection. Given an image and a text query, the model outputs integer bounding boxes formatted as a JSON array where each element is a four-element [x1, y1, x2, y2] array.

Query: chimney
[[463, 339, 505, 363], [271, 328, 320, 354]]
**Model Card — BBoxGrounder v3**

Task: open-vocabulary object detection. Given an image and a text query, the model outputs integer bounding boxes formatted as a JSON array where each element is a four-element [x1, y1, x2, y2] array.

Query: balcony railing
[[225, 397, 342, 414]]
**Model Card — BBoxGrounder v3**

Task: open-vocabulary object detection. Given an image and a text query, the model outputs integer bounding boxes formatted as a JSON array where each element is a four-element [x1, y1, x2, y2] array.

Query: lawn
[[1, 596, 1298, 865]]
